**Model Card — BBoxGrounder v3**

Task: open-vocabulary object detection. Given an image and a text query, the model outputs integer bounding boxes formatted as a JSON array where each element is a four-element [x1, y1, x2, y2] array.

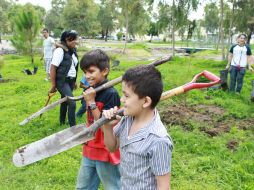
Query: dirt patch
[[159, 103, 254, 136], [227, 139, 239, 151], [0, 78, 17, 83]]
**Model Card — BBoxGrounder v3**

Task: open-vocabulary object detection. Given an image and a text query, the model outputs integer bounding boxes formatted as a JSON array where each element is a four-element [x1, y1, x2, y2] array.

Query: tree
[[62, 0, 100, 36], [156, 2, 172, 41], [118, 0, 149, 53], [0, 0, 12, 34], [147, 22, 159, 42], [234, 0, 254, 44], [170, 0, 199, 56], [11, 4, 41, 65], [219, 0, 225, 60], [203, 2, 219, 35], [45, 0, 66, 37], [98, 0, 115, 41]]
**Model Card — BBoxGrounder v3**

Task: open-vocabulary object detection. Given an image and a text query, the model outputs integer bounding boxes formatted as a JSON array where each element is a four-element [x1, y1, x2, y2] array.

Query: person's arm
[[49, 48, 63, 93], [101, 107, 121, 152], [83, 87, 101, 120], [49, 65, 57, 93], [226, 52, 233, 70], [40, 44, 44, 61], [156, 173, 170, 190], [247, 55, 254, 72]]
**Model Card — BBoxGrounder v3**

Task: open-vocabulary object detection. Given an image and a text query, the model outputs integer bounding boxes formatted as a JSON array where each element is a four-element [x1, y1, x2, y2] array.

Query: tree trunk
[[226, 0, 235, 59], [122, 9, 128, 54], [220, 0, 225, 60], [29, 40, 34, 65], [105, 28, 108, 42], [247, 30, 253, 44], [171, 0, 175, 57]]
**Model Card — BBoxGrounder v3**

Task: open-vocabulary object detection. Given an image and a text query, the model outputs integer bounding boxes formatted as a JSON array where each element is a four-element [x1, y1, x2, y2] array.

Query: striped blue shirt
[[114, 109, 173, 190]]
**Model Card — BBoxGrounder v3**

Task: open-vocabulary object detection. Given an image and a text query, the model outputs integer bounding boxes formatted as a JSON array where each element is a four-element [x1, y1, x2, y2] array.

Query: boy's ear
[[102, 68, 109, 77], [142, 96, 152, 109]]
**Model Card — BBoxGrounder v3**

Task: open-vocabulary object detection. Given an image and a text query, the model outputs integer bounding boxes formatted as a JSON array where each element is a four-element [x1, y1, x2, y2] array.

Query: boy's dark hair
[[80, 49, 110, 72], [122, 65, 163, 109], [42, 28, 48, 33], [60, 30, 78, 43]]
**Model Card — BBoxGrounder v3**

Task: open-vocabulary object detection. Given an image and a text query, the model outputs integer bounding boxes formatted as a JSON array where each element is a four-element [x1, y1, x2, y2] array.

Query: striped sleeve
[[113, 117, 125, 137], [150, 138, 173, 175]]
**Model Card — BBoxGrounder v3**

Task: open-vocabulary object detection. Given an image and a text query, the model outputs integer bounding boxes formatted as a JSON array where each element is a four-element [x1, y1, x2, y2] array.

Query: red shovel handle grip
[[183, 70, 220, 92]]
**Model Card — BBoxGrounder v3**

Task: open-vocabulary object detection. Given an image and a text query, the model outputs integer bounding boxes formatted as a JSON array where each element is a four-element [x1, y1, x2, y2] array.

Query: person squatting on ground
[[226, 33, 253, 94], [76, 49, 121, 190], [76, 74, 89, 118], [102, 65, 173, 190], [41, 28, 55, 81], [49, 30, 79, 127]]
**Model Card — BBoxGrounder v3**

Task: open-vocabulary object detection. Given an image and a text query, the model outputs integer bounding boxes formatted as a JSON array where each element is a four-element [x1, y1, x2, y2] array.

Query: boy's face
[[83, 66, 108, 87], [121, 81, 145, 116]]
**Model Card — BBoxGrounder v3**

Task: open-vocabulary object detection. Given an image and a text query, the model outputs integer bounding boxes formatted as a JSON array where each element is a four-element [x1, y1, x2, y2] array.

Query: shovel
[[39, 92, 56, 118], [19, 56, 172, 126], [13, 70, 220, 167]]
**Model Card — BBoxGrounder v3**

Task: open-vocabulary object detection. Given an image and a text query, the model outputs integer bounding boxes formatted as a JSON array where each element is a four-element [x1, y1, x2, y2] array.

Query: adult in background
[[49, 30, 79, 127], [41, 28, 55, 81], [226, 33, 253, 94]]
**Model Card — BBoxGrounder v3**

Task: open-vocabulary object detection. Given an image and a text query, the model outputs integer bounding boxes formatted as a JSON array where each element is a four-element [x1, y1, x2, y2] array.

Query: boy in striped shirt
[[102, 65, 173, 190]]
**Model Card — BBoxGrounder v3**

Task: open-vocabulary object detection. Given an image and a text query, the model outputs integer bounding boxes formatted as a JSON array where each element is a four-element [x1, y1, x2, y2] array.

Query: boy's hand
[[83, 87, 96, 103], [102, 106, 122, 126]]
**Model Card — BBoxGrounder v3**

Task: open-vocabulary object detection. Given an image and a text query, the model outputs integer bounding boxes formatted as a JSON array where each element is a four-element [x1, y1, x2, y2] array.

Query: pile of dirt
[[159, 103, 254, 137]]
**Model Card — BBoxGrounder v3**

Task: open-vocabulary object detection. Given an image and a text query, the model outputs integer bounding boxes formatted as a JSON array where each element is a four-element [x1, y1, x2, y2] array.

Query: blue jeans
[[76, 98, 86, 118], [57, 80, 76, 126], [229, 65, 246, 93], [76, 157, 120, 190]]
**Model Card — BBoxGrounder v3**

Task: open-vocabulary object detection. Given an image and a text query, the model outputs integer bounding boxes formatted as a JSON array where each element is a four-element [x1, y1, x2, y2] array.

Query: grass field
[[0, 46, 254, 189]]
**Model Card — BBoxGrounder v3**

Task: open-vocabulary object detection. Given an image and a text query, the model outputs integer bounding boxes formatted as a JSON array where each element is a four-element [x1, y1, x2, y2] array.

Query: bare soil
[[159, 103, 254, 137]]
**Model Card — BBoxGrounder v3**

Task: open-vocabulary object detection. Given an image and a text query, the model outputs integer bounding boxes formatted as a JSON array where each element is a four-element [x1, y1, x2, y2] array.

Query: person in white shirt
[[41, 28, 55, 81], [49, 30, 79, 127], [226, 33, 253, 94]]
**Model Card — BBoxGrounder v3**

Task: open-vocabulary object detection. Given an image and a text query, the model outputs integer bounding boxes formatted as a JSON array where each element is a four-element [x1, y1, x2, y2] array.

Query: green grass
[[1, 46, 254, 189]]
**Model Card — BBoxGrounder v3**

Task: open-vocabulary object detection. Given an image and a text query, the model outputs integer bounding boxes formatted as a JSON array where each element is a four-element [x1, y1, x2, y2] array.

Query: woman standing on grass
[[49, 30, 79, 127], [226, 33, 253, 94]]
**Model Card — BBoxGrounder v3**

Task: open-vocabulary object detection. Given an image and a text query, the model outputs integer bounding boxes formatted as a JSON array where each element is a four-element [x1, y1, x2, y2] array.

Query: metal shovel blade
[[13, 124, 95, 167]]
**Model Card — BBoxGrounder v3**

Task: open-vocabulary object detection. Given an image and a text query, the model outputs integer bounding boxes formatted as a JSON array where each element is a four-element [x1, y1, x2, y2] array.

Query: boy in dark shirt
[[76, 49, 120, 190]]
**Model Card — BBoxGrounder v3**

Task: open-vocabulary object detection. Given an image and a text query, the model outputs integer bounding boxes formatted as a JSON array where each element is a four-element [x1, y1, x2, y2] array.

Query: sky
[[16, 0, 205, 20], [17, 0, 52, 11]]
